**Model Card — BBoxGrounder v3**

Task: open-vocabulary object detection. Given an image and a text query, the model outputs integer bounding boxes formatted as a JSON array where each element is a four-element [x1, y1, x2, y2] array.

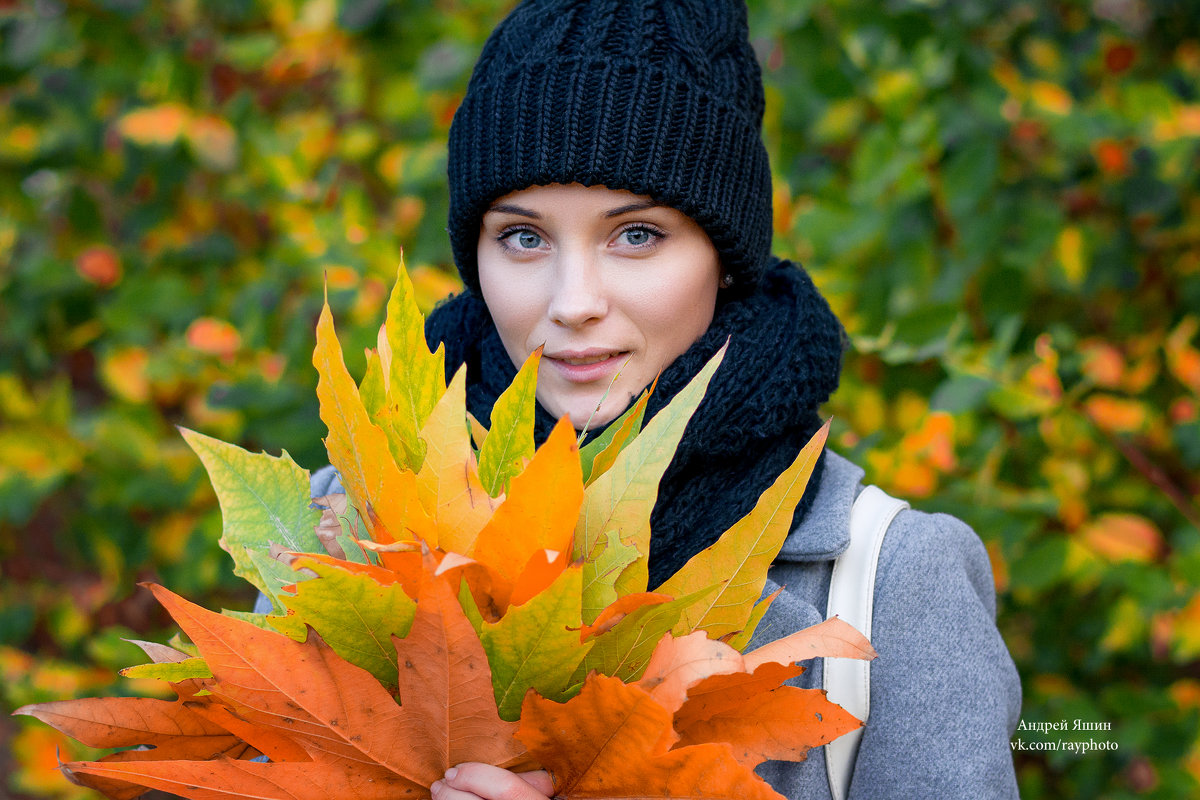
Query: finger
[[430, 778, 485, 800], [516, 769, 554, 796], [441, 762, 554, 800]]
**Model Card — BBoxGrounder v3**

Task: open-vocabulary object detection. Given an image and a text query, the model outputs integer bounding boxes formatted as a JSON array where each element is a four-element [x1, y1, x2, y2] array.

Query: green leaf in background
[[942, 138, 1000, 221], [930, 371, 995, 414]]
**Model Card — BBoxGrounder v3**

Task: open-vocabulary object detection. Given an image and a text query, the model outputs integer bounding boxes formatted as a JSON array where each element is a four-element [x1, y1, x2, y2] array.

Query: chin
[[551, 400, 617, 431]]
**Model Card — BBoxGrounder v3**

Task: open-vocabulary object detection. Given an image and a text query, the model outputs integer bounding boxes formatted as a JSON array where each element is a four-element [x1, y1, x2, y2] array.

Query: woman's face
[[478, 183, 721, 428]]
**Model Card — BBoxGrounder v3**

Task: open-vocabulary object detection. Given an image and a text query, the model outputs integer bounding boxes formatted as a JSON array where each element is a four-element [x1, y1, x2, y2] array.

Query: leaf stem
[[576, 354, 635, 446]]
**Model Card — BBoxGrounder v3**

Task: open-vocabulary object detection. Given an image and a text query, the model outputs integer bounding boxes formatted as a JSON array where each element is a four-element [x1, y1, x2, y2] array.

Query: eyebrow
[[486, 203, 540, 219], [483, 200, 663, 219], [604, 201, 662, 217]]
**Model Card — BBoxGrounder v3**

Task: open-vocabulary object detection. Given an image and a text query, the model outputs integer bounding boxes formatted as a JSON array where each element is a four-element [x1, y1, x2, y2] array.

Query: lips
[[558, 352, 621, 366], [544, 348, 630, 383]]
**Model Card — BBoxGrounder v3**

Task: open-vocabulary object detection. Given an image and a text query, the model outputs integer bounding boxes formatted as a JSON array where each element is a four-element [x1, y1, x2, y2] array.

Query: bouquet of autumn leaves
[[16, 268, 876, 800]]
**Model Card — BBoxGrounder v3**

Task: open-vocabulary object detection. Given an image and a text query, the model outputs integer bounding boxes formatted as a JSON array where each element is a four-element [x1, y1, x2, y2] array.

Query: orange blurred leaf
[[1080, 339, 1125, 388], [1166, 317, 1200, 392], [1083, 394, 1148, 433], [1030, 80, 1073, 114], [1103, 41, 1136, 74], [186, 115, 238, 171], [1055, 226, 1087, 286], [186, 317, 242, 358], [1171, 595, 1200, 660], [1092, 138, 1129, 176], [117, 103, 191, 146], [75, 245, 122, 287], [101, 347, 150, 403], [1078, 513, 1164, 563]]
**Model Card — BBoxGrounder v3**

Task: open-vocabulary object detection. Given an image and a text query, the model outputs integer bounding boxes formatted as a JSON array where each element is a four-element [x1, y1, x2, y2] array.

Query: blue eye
[[617, 225, 664, 248], [622, 228, 651, 245], [499, 228, 544, 250]]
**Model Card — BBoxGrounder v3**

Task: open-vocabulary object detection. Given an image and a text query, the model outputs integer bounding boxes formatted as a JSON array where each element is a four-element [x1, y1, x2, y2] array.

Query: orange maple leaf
[[518, 673, 785, 800], [30, 572, 527, 799], [14, 696, 247, 758], [674, 683, 861, 768]]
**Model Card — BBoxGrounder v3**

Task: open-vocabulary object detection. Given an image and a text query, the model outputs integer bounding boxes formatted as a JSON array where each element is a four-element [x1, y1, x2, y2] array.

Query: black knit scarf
[[424, 258, 844, 588]]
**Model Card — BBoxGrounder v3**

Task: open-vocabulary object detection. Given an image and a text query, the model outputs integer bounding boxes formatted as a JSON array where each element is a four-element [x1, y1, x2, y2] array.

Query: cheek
[[478, 257, 541, 357], [626, 261, 719, 358]]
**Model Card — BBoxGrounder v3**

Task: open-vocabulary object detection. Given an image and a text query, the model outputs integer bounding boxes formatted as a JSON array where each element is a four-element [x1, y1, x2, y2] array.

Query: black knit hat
[[447, 0, 773, 297]]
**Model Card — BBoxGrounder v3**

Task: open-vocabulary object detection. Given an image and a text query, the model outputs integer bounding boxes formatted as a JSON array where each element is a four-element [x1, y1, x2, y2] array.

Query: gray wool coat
[[296, 451, 1022, 799], [749, 451, 1022, 798]]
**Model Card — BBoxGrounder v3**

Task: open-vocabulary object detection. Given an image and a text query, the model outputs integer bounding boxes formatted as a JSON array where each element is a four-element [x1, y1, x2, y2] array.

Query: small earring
[[720, 274, 734, 288]]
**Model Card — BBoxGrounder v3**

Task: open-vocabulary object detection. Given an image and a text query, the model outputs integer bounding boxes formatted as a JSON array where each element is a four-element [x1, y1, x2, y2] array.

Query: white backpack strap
[[824, 485, 908, 800]]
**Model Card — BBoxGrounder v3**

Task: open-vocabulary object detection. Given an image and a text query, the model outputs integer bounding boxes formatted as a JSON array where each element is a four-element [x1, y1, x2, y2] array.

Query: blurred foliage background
[[1, 0, 1197, 797]]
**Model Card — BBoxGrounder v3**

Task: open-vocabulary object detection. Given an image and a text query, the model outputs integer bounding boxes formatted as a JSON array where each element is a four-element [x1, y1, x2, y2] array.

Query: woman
[[397, 0, 1021, 796]]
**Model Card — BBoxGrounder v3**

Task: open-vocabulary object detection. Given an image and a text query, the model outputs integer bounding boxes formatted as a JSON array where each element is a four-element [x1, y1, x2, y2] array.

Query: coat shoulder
[[875, 504, 1000, 618]]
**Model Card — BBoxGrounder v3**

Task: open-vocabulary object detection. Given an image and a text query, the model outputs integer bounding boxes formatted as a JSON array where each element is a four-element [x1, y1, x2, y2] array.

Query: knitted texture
[[426, 258, 844, 588], [446, 0, 773, 297]]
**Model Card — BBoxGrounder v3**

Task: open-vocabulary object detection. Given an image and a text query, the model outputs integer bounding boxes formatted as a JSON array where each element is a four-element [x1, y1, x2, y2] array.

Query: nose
[[547, 248, 607, 328]]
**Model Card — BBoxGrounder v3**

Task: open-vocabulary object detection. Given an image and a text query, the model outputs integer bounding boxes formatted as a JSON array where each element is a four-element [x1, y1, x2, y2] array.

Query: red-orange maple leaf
[[33, 574, 527, 800], [518, 673, 785, 800]]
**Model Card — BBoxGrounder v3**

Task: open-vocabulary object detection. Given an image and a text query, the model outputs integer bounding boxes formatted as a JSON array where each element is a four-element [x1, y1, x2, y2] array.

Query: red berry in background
[[75, 246, 122, 287], [1093, 138, 1129, 176], [1104, 42, 1136, 74]]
